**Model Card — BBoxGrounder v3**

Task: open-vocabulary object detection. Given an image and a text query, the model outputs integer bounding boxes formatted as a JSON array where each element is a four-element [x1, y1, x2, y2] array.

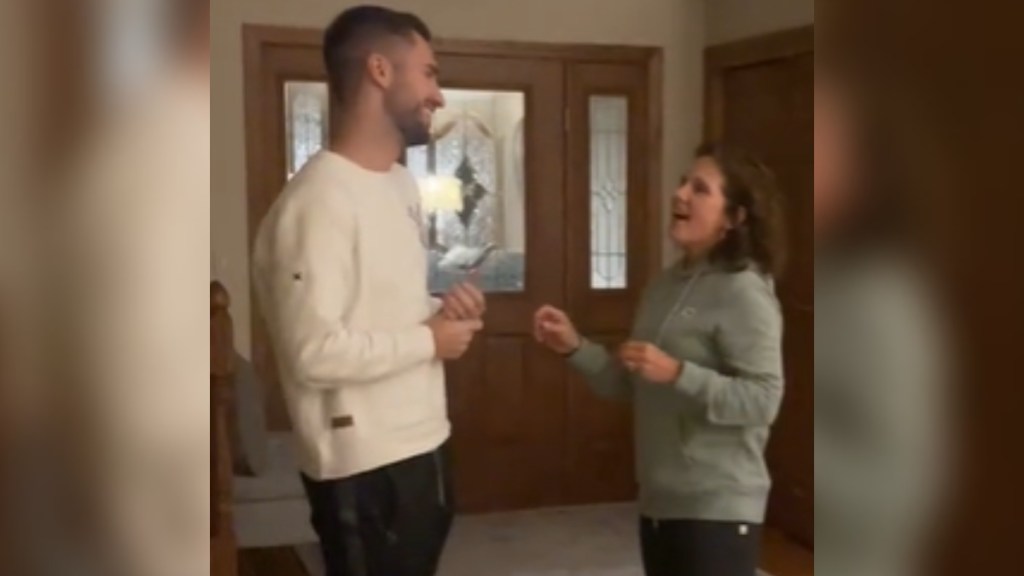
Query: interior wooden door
[[705, 26, 815, 546], [244, 27, 661, 513], [417, 54, 569, 512]]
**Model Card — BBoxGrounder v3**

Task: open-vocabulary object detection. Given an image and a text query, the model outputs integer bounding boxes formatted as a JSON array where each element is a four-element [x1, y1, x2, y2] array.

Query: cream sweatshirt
[[252, 151, 448, 480]]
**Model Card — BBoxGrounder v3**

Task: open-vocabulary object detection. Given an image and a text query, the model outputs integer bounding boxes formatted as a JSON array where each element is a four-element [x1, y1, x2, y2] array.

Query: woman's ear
[[729, 206, 748, 230]]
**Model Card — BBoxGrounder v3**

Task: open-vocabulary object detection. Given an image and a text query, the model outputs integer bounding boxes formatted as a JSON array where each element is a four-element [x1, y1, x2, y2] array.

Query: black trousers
[[300, 443, 454, 576], [640, 517, 762, 576]]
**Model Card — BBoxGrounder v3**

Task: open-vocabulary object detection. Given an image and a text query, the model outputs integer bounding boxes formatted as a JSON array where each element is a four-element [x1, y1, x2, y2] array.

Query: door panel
[[450, 338, 568, 511], [410, 55, 568, 512], [567, 62, 653, 332], [563, 62, 652, 504], [563, 335, 636, 506]]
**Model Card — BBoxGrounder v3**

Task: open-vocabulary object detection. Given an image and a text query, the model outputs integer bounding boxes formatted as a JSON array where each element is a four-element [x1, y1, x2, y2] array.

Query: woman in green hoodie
[[534, 143, 786, 576]]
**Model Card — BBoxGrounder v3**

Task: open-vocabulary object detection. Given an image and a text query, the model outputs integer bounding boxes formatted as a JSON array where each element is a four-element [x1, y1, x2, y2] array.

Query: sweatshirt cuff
[[429, 296, 444, 316], [674, 360, 713, 398], [407, 325, 437, 363], [567, 339, 609, 375]]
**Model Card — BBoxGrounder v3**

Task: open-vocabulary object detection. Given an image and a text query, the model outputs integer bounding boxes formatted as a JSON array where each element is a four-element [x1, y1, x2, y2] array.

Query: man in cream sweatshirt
[[252, 7, 485, 576]]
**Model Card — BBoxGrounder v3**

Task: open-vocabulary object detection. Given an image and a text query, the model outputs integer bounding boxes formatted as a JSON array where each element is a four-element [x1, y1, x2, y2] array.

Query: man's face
[[383, 34, 444, 147]]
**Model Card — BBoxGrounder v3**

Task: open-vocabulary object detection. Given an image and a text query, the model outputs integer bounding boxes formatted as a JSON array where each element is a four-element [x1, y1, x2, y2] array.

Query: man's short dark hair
[[323, 6, 432, 105]]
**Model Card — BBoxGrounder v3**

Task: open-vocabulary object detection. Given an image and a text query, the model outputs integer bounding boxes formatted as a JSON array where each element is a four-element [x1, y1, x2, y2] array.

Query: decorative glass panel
[[406, 89, 526, 294], [284, 82, 329, 179], [589, 96, 629, 290]]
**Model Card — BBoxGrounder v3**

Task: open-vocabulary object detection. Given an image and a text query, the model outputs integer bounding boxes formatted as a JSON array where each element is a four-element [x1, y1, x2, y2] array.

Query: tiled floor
[[245, 503, 812, 576]]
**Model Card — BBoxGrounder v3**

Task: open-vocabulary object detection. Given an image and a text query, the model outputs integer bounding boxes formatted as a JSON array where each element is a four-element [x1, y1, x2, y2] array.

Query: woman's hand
[[618, 341, 683, 384], [533, 305, 582, 355]]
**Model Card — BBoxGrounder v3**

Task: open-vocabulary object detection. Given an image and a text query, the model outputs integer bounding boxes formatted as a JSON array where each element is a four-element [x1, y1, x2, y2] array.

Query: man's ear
[[366, 53, 393, 89]]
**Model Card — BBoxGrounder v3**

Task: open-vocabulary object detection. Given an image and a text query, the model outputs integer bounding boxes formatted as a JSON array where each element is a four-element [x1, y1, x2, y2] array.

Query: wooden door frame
[[242, 23, 665, 320], [242, 24, 664, 62], [704, 25, 814, 141]]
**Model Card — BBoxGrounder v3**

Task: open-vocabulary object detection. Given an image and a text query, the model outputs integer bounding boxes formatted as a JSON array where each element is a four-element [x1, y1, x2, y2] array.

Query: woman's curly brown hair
[[697, 142, 787, 278]]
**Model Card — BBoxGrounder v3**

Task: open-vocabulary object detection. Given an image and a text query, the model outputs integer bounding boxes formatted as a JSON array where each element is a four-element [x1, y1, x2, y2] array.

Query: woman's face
[[670, 156, 733, 254], [815, 76, 855, 238]]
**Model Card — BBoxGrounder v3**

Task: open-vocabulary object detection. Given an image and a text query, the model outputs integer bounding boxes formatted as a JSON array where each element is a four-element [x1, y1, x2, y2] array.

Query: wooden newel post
[[211, 281, 237, 576]]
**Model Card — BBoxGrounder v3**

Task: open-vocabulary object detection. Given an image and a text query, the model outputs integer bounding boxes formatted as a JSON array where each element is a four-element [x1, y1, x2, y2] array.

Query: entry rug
[[294, 503, 773, 576]]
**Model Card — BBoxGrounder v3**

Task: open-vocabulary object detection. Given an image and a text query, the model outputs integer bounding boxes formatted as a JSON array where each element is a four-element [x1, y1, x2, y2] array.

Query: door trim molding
[[703, 25, 814, 141], [243, 24, 661, 63]]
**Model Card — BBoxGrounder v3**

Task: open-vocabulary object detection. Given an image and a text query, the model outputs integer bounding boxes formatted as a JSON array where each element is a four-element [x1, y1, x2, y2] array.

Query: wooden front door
[[243, 27, 662, 513], [705, 26, 815, 546]]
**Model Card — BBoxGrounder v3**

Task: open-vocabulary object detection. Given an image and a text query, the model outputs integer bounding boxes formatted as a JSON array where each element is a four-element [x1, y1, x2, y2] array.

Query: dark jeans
[[300, 442, 454, 576], [640, 517, 763, 576]]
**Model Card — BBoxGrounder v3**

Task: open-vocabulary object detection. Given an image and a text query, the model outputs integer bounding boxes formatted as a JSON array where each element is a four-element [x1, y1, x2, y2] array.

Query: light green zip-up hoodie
[[569, 261, 784, 523]]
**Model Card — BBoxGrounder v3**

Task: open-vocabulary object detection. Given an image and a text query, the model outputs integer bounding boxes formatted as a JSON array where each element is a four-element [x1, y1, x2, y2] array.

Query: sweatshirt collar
[[671, 256, 712, 279]]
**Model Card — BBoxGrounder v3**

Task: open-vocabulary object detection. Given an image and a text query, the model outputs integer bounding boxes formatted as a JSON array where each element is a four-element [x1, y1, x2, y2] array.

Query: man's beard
[[385, 90, 431, 147]]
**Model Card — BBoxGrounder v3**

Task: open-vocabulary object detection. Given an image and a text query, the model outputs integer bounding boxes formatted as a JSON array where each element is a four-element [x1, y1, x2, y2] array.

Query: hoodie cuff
[[674, 360, 713, 398], [567, 339, 610, 375]]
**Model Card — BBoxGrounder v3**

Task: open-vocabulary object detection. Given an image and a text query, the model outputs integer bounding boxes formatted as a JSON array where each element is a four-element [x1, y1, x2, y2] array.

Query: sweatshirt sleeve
[[259, 196, 435, 389], [568, 339, 632, 400], [674, 274, 784, 425]]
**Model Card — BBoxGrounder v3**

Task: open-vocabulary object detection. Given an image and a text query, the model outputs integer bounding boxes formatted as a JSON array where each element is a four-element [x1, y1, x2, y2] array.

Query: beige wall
[[706, 0, 814, 45], [212, 0, 704, 357]]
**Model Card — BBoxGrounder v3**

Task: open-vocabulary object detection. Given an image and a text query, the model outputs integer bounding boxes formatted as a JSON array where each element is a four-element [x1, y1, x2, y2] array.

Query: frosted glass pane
[[589, 96, 629, 290], [284, 82, 329, 180], [406, 89, 526, 294]]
